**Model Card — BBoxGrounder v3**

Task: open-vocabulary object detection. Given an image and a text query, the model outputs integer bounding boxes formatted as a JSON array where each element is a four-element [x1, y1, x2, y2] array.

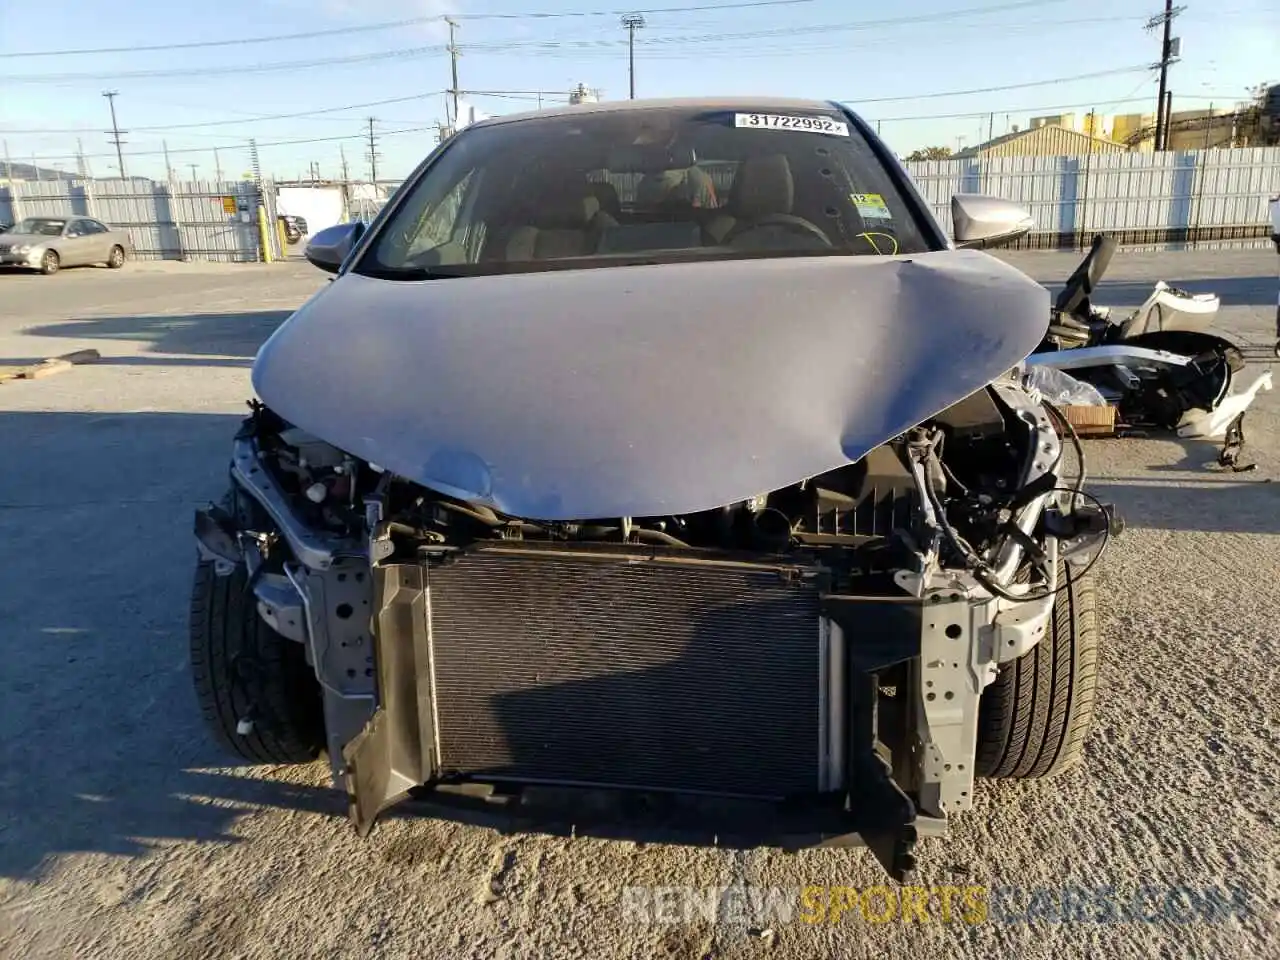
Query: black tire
[[40, 250, 59, 275], [107, 245, 125, 268], [976, 564, 1099, 779], [189, 560, 324, 764]]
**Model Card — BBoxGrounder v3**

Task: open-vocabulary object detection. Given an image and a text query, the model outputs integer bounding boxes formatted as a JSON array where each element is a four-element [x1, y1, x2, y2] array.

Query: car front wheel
[[189, 559, 325, 764], [40, 250, 59, 275], [107, 245, 125, 268], [976, 562, 1099, 779]]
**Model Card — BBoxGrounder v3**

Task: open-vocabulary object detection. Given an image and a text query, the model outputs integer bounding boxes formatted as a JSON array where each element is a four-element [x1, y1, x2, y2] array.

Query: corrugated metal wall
[[0, 179, 279, 262], [904, 147, 1280, 250], [3, 149, 1279, 259]]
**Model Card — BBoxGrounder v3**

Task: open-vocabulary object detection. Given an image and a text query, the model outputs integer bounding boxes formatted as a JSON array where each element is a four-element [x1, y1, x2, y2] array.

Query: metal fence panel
[[4, 149, 1279, 258], [903, 146, 1280, 250], [0, 178, 268, 261]]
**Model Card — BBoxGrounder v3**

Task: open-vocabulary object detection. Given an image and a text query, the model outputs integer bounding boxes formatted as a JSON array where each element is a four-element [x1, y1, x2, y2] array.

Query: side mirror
[[951, 194, 1034, 249], [304, 221, 366, 274]]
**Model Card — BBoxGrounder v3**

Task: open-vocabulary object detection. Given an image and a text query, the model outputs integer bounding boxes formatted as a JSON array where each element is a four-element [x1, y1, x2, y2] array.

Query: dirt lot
[[1, 250, 1278, 959]]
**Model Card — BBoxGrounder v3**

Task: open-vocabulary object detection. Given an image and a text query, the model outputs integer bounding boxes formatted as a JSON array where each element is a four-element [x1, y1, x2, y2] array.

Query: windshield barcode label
[[734, 113, 850, 137]]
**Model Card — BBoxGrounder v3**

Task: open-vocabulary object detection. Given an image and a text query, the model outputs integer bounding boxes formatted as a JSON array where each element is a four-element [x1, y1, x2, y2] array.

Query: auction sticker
[[735, 113, 850, 136], [851, 192, 893, 220]]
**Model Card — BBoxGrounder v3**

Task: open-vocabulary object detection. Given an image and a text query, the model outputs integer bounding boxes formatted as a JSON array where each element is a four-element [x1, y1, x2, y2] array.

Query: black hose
[[1041, 400, 1087, 497], [631, 527, 692, 547], [435, 500, 504, 527], [571, 524, 692, 548]]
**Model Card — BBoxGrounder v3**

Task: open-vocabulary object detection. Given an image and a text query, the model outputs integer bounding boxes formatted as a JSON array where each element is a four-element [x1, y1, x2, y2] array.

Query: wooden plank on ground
[[0, 348, 101, 384]]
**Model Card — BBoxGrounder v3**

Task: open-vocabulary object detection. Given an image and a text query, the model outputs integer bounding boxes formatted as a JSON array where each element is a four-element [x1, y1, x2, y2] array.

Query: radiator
[[425, 547, 823, 798]]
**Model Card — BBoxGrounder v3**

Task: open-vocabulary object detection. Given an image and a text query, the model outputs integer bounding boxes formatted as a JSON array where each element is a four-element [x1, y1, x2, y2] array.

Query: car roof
[[469, 96, 853, 131]]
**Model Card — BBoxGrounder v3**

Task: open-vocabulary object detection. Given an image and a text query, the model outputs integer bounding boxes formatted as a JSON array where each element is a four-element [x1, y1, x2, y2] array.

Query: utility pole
[[103, 90, 127, 179], [2, 140, 11, 182], [250, 138, 262, 189], [213, 147, 224, 182], [1147, 0, 1183, 150], [163, 140, 174, 181], [622, 14, 645, 100], [988, 112, 995, 144], [339, 143, 350, 182], [76, 138, 90, 178], [188, 163, 200, 181], [446, 17, 461, 127], [366, 118, 380, 183]]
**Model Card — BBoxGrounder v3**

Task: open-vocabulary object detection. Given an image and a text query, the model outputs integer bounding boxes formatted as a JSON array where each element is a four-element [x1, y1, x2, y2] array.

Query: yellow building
[[1111, 113, 1153, 149], [1166, 109, 1239, 150], [954, 124, 1127, 158], [1028, 112, 1117, 140]]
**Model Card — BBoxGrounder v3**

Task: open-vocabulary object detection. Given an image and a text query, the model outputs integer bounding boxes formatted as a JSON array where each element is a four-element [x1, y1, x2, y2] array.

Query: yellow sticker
[[850, 192, 892, 220]]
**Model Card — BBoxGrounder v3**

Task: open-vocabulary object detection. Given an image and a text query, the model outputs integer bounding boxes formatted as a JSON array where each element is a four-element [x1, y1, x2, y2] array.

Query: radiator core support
[[342, 544, 951, 875]]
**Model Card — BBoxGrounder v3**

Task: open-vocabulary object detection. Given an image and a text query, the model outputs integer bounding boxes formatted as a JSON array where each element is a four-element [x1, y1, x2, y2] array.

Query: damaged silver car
[[190, 98, 1116, 880]]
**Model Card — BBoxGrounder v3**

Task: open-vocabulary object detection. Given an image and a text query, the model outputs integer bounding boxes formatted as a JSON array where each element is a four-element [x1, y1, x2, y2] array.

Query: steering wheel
[[731, 213, 833, 249]]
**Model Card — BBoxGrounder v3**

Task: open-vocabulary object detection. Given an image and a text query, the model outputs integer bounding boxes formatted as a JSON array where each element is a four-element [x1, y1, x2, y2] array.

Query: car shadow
[[21, 310, 293, 360], [0, 769, 348, 878], [0, 410, 332, 879]]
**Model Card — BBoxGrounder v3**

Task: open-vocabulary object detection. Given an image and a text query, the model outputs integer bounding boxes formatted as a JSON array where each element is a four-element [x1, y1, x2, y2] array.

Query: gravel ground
[[1, 250, 1278, 959]]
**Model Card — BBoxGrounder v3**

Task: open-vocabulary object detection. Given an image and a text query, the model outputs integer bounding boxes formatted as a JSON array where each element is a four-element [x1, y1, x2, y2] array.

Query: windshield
[[13, 218, 66, 236], [361, 105, 933, 279]]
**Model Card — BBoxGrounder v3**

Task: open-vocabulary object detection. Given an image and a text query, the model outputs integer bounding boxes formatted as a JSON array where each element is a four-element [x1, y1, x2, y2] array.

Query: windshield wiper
[[360, 266, 468, 281]]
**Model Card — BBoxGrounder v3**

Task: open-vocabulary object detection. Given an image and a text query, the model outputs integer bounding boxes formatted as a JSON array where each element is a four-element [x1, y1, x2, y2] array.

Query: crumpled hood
[[252, 251, 1048, 519], [0, 232, 41, 245]]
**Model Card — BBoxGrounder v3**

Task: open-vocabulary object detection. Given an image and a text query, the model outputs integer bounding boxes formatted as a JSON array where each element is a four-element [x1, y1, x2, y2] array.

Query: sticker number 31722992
[[734, 113, 850, 136]]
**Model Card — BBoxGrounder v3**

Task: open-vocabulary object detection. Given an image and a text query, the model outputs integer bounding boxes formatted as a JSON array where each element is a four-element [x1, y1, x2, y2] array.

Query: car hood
[[0, 232, 44, 245], [252, 251, 1049, 519]]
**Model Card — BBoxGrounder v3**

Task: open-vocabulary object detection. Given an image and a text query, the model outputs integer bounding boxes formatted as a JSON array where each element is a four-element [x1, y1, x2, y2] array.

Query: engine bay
[[240, 373, 1081, 595]]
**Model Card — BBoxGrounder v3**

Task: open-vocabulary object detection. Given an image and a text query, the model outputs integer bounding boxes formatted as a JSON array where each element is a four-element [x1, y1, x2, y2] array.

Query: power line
[[0, 0, 1084, 81], [27, 124, 438, 164], [11, 0, 1262, 62], [844, 65, 1154, 106], [0, 0, 830, 59], [0, 92, 448, 135], [15, 70, 1176, 164], [864, 93, 1233, 124], [2, 46, 448, 84]]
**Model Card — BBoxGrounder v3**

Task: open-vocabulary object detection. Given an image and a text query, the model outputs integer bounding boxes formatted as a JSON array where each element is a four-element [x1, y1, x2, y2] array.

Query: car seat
[[503, 187, 616, 261]]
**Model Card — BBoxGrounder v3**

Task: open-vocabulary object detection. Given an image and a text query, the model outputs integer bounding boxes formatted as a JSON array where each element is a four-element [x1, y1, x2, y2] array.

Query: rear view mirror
[[951, 194, 1034, 249], [305, 221, 367, 274], [606, 144, 697, 172]]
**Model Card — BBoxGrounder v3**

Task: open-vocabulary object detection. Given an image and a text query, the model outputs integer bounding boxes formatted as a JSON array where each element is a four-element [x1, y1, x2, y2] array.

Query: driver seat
[[503, 186, 615, 261], [704, 154, 795, 244]]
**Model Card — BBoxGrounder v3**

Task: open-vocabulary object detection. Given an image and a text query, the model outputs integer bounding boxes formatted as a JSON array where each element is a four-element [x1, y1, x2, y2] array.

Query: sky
[[0, 0, 1276, 182]]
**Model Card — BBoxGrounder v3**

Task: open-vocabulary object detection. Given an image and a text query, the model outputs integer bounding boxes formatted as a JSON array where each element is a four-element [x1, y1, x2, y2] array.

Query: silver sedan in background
[[0, 215, 134, 275]]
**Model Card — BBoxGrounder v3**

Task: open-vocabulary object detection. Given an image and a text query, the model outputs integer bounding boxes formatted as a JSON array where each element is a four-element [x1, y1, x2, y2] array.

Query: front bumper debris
[[209, 421, 1108, 883]]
